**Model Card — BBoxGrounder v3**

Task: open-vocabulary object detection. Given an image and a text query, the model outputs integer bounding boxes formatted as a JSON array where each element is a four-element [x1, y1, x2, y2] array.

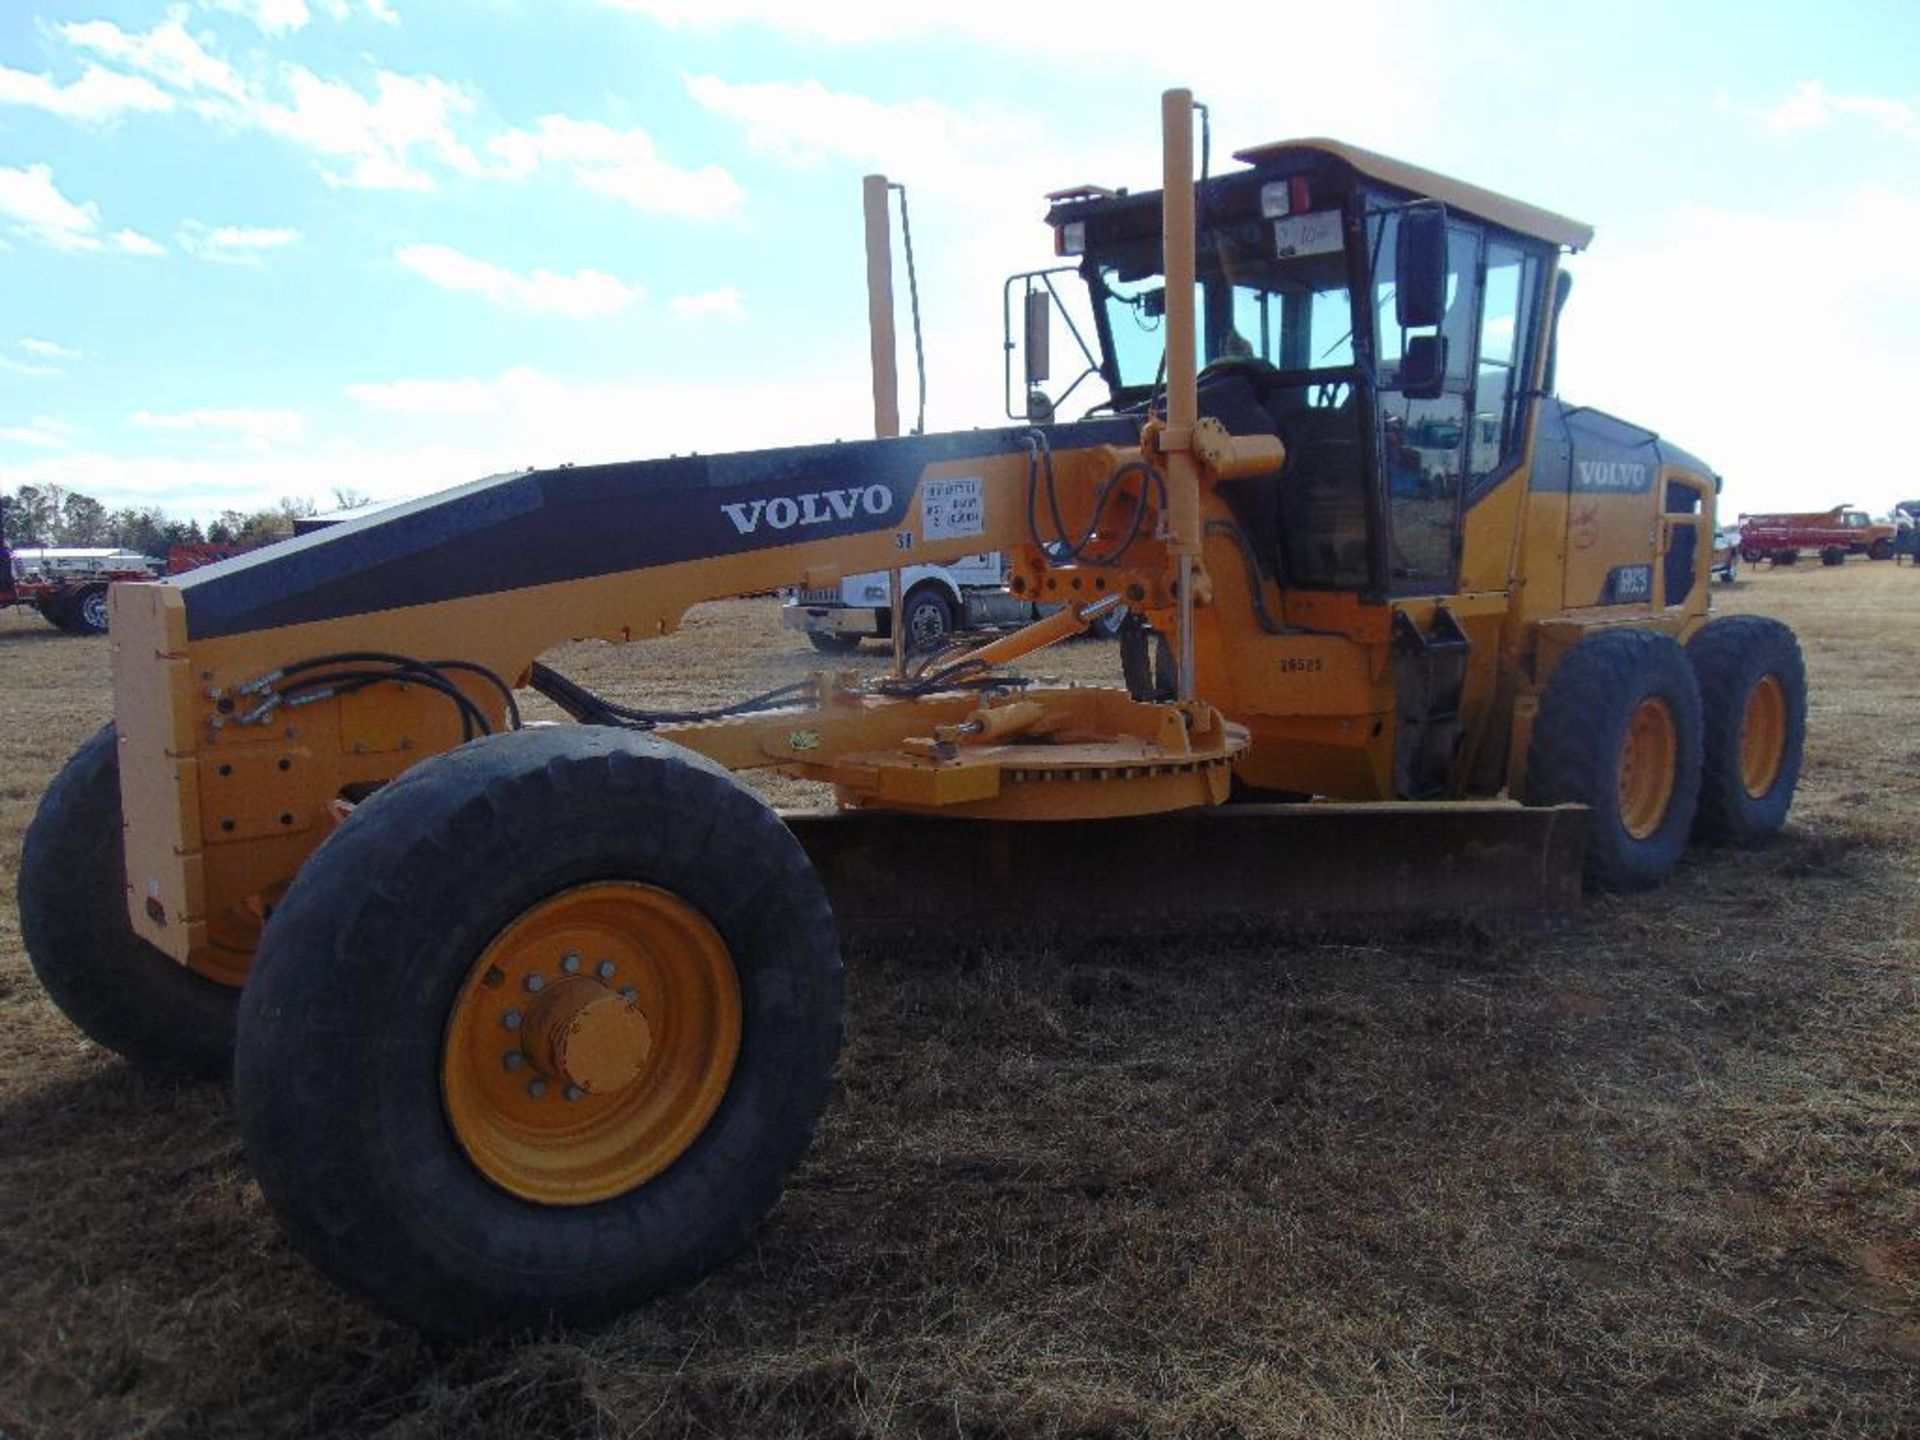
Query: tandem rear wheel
[[19, 725, 240, 1079], [232, 726, 844, 1335]]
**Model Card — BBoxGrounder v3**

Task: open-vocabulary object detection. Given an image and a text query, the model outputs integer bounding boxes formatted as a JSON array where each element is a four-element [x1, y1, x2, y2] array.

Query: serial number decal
[[922, 477, 984, 540], [1276, 657, 1325, 673]]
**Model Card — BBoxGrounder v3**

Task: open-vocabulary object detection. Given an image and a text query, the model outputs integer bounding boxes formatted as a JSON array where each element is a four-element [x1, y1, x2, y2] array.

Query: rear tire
[[1525, 630, 1703, 893], [1686, 617, 1805, 847], [1820, 548, 1845, 567], [806, 631, 863, 655], [69, 585, 110, 634], [234, 726, 844, 1335], [1772, 550, 1797, 566], [19, 725, 239, 1079]]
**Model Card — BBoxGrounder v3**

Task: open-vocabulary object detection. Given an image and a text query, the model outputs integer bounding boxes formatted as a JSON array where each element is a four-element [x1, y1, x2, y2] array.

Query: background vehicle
[[1738, 505, 1896, 566], [782, 551, 1128, 652], [1, 500, 160, 634], [20, 91, 1806, 1336]]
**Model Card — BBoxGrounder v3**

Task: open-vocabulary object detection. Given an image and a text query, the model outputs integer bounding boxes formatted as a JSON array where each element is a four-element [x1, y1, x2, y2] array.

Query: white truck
[[781, 552, 1121, 654]]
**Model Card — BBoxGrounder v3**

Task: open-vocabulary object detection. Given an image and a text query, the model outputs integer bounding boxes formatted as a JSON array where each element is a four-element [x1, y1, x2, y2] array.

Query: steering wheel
[[1197, 355, 1281, 386]]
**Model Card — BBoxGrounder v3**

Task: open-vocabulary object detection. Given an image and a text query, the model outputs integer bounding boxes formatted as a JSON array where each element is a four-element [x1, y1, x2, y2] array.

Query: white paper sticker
[[922, 477, 984, 539], [1272, 211, 1343, 259]]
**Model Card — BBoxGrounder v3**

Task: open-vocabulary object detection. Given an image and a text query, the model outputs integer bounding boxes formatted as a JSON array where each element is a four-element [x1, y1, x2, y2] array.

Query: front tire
[[19, 725, 239, 1078], [1687, 617, 1805, 847], [1869, 538, 1894, 561], [1525, 630, 1704, 892], [234, 726, 844, 1335], [900, 586, 955, 654]]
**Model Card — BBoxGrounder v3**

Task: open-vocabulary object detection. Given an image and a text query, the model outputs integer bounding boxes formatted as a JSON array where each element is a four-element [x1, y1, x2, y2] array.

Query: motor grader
[[18, 91, 1806, 1335]]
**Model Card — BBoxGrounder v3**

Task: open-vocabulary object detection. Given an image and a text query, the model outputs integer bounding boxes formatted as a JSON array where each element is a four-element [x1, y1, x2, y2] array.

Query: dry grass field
[[1, 562, 1916, 1439]]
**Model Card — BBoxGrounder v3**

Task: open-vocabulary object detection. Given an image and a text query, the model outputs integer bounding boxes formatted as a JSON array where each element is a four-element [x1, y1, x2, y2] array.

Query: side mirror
[[1395, 205, 1448, 330], [1024, 290, 1052, 385], [1397, 334, 1448, 400]]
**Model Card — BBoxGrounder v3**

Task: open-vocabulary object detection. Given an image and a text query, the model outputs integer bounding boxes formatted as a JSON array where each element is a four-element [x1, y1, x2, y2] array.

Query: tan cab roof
[[1234, 137, 1594, 251]]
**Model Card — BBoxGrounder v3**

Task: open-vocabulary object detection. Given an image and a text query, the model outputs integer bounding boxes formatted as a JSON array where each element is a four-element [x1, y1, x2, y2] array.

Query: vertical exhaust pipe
[[1160, 89, 1201, 702], [863, 174, 902, 441]]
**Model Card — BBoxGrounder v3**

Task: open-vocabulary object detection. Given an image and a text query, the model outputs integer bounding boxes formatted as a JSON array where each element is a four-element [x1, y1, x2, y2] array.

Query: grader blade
[[786, 802, 1588, 936]]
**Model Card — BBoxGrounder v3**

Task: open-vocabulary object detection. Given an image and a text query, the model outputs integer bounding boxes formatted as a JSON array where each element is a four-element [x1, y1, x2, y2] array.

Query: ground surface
[[1, 562, 1916, 1439]]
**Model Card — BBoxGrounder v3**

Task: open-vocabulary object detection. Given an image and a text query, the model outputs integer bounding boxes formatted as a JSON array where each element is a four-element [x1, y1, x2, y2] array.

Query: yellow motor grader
[[18, 91, 1805, 1334]]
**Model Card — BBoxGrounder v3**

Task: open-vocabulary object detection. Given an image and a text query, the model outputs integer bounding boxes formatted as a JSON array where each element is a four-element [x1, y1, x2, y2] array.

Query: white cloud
[[60, 17, 469, 191], [178, 221, 302, 263], [0, 355, 65, 378], [1762, 82, 1920, 143], [1560, 184, 1920, 517], [486, 116, 742, 218], [0, 62, 175, 123], [114, 228, 167, 256], [1, 416, 85, 449], [253, 67, 482, 190], [20, 338, 81, 359], [59, 17, 247, 102], [132, 407, 307, 445], [317, 0, 401, 22], [202, 0, 313, 35], [671, 286, 744, 319], [395, 243, 642, 317], [0, 163, 109, 252]]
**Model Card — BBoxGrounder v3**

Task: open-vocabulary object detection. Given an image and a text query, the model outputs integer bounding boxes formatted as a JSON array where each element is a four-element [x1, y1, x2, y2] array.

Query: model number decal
[[1604, 564, 1653, 603], [1276, 657, 1324, 673], [922, 477, 984, 540]]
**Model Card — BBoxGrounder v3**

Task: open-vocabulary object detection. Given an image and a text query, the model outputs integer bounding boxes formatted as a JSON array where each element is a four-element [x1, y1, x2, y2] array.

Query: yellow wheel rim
[[442, 882, 741, 1206], [1739, 674, 1787, 799], [1617, 697, 1678, 841]]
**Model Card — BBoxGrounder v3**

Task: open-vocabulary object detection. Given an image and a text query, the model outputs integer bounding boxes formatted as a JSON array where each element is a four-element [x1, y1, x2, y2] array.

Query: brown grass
[[2, 562, 1917, 1439]]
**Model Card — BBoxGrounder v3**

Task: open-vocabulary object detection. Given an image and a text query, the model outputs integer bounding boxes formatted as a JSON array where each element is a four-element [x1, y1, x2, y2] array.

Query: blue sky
[[2, 0, 1916, 521]]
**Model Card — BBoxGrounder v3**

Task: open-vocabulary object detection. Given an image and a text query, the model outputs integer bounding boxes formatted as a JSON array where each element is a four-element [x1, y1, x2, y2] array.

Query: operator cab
[[1036, 139, 1590, 602]]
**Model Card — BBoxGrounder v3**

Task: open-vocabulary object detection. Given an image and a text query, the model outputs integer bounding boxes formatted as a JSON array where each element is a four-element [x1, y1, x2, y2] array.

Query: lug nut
[[501, 1009, 523, 1031], [619, 987, 638, 1003], [564, 1084, 584, 1102], [527, 1078, 548, 1099], [561, 953, 581, 974], [503, 1051, 526, 1072], [524, 973, 545, 993], [596, 960, 616, 981]]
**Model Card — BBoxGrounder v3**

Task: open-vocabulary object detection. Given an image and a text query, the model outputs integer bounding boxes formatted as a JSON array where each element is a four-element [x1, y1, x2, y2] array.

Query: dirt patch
[[2, 563, 1918, 1437]]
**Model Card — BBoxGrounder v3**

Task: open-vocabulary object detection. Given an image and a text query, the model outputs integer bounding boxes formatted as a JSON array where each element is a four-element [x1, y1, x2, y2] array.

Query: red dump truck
[[1737, 505, 1897, 566]]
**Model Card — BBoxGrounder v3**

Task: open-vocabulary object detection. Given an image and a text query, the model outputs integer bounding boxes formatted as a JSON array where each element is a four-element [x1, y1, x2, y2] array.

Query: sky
[[1, 0, 1917, 523]]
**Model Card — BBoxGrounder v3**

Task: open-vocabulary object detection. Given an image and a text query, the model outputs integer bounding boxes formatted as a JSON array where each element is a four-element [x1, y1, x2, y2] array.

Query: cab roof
[[1234, 137, 1594, 251]]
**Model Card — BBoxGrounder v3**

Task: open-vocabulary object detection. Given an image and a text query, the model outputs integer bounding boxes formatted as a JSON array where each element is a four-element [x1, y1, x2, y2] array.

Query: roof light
[[1056, 221, 1086, 257]]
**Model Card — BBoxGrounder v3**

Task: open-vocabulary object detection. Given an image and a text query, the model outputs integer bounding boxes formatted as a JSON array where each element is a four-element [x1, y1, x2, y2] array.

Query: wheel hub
[[441, 881, 741, 1205], [524, 978, 654, 1094]]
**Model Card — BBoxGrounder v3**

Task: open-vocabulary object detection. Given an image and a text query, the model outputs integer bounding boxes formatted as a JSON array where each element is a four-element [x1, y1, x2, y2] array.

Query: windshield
[[1093, 215, 1357, 390]]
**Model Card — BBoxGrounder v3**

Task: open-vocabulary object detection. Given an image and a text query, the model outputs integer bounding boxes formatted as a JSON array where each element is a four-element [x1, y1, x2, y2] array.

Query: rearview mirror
[[1024, 290, 1051, 385], [1396, 334, 1448, 400], [1395, 206, 1448, 330]]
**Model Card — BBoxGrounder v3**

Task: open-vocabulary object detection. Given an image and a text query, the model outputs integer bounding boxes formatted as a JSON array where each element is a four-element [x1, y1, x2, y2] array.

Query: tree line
[[1, 483, 373, 555]]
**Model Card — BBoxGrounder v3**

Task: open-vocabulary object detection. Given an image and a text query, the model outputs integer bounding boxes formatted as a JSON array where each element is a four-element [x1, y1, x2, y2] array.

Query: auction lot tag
[[1273, 212, 1343, 258], [923, 477, 984, 539]]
